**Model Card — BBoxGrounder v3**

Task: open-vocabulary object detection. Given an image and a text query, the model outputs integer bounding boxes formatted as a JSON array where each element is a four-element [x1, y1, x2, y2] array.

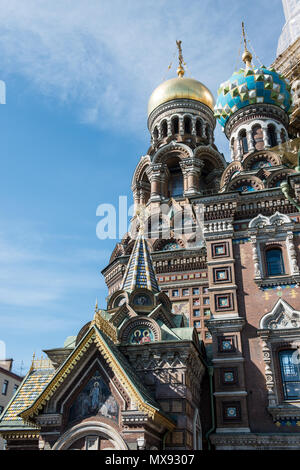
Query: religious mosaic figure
[[68, 371, 119, 424]]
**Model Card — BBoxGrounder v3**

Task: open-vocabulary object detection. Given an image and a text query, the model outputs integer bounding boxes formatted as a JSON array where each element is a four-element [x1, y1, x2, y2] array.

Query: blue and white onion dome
[[214, 62, 293, 129]]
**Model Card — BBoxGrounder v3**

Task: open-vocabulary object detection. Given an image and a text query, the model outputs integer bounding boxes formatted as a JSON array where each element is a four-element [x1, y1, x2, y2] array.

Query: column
[[246, 129, 255, 152], [146, 163, 168, 202], [262, 126, 270, 149], [180, 158, 204, 196]]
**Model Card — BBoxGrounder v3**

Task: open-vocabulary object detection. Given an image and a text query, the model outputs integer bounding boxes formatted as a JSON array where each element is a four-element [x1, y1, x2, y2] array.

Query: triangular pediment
[[110, 303, 137, 327], [19, 326, 174, 430], [260, 299, 300, 330]]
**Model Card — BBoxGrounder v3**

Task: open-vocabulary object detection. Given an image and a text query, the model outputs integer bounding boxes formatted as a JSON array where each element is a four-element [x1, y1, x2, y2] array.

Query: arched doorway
[[52, 421, 128, 450]]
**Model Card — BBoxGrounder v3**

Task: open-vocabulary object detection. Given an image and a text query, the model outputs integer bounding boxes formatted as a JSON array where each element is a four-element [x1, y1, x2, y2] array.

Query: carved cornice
[[205, 316, 245, 333], [147, 98, 215, 131], [224, 103, 289, 138], [35, 413, 62, 427], [210, 432, 300, 449]]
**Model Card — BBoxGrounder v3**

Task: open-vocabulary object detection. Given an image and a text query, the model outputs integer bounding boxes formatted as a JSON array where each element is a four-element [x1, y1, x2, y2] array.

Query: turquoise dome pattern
[[214, 67, 292, 128]]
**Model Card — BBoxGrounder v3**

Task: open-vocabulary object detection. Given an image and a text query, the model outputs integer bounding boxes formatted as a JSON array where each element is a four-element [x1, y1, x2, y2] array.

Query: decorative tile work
[[212, 242, 229, 257], [213, 267, 231, 283], [275, 419, 300, 427], [215, 293, 233, 311], [215, 67, 291, 128], [1, 367, 55, 424], [222, 401, 241, 421], [221, 368, 238, 385], [218, 336, 236, 353], [122, 234, 159, 293], [232, 238, 251, 245]]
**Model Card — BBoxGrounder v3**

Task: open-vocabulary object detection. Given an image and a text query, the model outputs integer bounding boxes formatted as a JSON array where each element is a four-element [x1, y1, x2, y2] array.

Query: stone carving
[[260, 299, 300, 330], [251, 235, 262, 278], [286, 231, 300, 275]]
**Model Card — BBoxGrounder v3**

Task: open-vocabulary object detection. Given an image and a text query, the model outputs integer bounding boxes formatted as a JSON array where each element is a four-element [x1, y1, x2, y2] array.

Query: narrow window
[[196, 119, 202, 136], [184, 116, 191, 134], [279, 350, 300, 400], [268, 125, 277, 147], [239, 130, 248, 153], [2, 380, 8, 395], [172, 116, 179, 134], [161, 120, 168, 137], [266, 248, 285, 276]]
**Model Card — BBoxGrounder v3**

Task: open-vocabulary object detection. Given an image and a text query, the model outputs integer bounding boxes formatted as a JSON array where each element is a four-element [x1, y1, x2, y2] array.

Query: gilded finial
[[241, 22, 252, 68], [95, 297, 98, 312], [176, 40, 185, 77], [29, 352, 36, 372]]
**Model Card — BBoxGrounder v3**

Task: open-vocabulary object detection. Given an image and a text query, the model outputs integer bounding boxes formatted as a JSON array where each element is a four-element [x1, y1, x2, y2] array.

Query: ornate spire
[[241, 22, 253, 68], [176, 40, 185, 77], [122, 233, 159, 293]]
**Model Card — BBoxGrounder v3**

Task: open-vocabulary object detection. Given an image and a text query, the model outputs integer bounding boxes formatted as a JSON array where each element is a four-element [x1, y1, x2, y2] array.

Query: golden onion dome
[[148, 76, 215, 117]]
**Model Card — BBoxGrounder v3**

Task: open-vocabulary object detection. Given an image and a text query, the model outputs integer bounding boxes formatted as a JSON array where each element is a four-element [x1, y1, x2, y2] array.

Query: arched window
[[171, 116, 179, 134], [196, 119, 202, 137], [266, 248, 285, 276], [184, 116, 191, 134], [168, 166, 183, 197], [268, 125, 277, 147], [161, 120, 168, 138], [279, 350, 300, 400], [239, 130, 248, 154]]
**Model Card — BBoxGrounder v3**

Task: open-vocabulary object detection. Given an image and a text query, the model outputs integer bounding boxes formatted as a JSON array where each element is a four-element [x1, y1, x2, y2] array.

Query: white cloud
[[0, 0, 242, 136]]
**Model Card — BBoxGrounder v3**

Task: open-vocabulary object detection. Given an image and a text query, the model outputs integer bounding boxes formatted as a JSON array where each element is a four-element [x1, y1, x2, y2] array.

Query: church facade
[[1, 6, 300, 450]]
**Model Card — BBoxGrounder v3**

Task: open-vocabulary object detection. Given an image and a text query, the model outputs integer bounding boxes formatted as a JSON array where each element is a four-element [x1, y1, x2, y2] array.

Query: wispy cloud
[[0, 228, 109, 307], [0, 0, 284, 138]]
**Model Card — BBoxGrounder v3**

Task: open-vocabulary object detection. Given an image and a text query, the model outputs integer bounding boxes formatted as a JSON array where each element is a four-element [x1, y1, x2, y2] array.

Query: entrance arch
[[52, 421, 128, 450]]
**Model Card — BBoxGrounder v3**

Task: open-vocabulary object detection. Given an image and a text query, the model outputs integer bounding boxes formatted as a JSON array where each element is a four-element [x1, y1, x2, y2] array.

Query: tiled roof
[[0, 367, 55, 430], [122, 234, 159, 293]]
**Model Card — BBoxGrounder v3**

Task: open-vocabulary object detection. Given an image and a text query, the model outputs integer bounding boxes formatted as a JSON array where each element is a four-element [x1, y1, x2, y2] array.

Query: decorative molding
[[210, 432, 300, 449], [259, 299, 300, 330]]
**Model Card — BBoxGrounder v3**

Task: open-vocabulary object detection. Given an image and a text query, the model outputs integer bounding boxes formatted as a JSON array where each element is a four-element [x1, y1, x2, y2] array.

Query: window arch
[[184, 116, 191, 134], [239, 129, 248, 154], [161, 120, 168, 138], [171, 116, 179, 134], [266, 248, 285, 276], [268, 124, 277, 147], [195, 119, 202, 137], [168, 166, 183, 197], [279, 350, 300, 400]]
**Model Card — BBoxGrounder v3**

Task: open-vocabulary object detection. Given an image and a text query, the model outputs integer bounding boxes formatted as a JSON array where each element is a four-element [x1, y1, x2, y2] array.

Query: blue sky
[[0, 0, 286, 374]]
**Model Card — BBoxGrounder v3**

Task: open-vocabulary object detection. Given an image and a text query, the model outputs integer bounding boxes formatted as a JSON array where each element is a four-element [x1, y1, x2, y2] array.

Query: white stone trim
[[52, 421, 128, 450]]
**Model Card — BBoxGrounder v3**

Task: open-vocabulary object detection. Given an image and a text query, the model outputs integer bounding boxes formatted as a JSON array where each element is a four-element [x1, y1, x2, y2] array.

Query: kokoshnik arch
[[1, 11, 300, 450]]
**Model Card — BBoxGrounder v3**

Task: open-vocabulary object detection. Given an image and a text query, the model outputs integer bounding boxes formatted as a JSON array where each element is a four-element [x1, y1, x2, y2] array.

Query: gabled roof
[[15, 326, 174, 430], [0, 365, 55, 434], [122, 234, 159, 293]]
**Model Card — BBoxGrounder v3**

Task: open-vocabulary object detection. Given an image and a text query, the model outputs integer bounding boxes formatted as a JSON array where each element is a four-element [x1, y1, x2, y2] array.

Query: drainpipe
[[204, 365, 215, 450]]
